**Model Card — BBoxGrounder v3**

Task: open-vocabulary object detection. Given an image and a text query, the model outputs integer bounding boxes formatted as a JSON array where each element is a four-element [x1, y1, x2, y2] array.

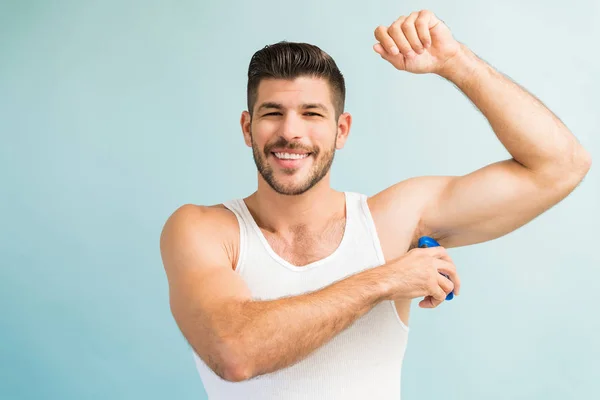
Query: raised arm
[[372, 10, 592, 248]]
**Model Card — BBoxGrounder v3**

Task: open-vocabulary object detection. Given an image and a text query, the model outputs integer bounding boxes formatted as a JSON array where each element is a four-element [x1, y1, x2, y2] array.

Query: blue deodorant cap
[[418, 236, 454, 301]]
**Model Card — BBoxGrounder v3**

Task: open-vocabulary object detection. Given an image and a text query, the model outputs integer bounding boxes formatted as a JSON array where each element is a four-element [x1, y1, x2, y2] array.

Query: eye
[[262, 112, 322, 117]]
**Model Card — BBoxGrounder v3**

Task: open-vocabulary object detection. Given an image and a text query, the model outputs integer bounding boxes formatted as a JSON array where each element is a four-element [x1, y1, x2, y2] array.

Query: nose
[[279, 112, 303, 141]]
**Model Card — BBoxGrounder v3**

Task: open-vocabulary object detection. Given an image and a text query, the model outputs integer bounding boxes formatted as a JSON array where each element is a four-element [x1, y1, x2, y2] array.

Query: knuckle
[[426, 275, 438, 290]]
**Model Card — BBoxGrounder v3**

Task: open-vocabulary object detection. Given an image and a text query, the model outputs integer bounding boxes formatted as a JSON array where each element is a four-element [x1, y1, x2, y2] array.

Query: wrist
[[371, 264, 396, 301], [437, 43, 480, 86]]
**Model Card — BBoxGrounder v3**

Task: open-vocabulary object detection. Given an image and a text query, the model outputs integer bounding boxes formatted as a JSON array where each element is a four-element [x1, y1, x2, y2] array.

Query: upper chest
[[221, 196, 421, 269], [261, 215, 346, 267], [252, 206, 419, 267]]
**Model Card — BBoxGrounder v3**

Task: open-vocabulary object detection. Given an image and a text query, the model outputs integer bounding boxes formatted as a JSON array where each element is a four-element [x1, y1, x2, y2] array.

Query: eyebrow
[[257, 102, 329, 114]]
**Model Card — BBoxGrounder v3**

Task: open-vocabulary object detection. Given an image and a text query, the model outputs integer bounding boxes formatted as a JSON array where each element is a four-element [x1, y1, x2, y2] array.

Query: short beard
[[251, 134, 336, 196]]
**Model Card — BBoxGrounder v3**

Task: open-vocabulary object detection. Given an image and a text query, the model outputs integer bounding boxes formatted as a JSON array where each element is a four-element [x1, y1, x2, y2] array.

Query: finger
[[433, 259, 460, 296], [420, 273, 452, 308], [419, 296, 435, 308], [444, 269, 461, 296], [419, 293, 444, 309], [420, 245, 450, 261], [430, 280, 448, 303], [416, 10, 433, 48], [437, 273, 454, 295], [374, 25, 400, 55], [432, 258, 455, 276], [401, 12, 424, 54], [387, 17, 414, 58], [373, 42, 386, 56]]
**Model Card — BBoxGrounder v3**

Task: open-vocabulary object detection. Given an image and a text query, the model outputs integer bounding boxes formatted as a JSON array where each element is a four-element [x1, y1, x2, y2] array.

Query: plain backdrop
[[1, 1, 598, 399]]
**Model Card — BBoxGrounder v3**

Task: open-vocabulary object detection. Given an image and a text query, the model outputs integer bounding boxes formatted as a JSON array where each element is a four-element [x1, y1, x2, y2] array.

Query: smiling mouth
[[272, 152, 311, 160]]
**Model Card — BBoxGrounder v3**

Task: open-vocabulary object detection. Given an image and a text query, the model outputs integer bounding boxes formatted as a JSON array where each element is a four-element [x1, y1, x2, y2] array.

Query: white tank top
[[192, 192, 409, 399]]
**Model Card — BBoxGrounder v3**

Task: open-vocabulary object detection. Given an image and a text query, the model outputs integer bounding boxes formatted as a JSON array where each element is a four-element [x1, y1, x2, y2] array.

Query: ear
[[335, 112, 352, 150], [240, 111, 252, 147]]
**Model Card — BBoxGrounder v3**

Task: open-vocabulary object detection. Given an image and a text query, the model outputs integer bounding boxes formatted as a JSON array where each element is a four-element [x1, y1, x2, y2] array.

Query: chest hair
[[262, 215, 346, 267]]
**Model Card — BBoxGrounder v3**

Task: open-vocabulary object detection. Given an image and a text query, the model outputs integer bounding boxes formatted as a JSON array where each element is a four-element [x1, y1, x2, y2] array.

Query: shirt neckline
[[238, 192, 351, 272]]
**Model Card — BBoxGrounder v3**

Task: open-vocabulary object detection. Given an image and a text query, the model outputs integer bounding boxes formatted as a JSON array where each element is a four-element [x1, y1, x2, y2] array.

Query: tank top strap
[[352, 192, 387, 266], [222, 199, 250, 273]]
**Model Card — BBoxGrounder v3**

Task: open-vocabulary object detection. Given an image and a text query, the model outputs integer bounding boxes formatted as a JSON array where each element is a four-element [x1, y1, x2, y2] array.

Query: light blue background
[[1, 1, 598, 399]]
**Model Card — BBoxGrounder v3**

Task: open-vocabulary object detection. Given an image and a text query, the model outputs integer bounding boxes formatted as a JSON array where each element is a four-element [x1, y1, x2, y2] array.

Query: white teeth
[[274, 152, 309, 160]]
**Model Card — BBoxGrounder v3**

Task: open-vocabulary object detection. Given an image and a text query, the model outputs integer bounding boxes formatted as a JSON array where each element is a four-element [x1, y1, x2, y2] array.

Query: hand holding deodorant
[[418, 236, 454, 301]]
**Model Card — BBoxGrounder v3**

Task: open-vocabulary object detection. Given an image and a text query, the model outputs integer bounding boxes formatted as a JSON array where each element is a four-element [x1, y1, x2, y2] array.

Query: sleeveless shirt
[[192, 192, 409, 399]]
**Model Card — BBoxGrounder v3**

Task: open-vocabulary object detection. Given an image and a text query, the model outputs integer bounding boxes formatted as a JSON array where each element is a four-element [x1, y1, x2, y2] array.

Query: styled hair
[[247, 41, 346, 119]]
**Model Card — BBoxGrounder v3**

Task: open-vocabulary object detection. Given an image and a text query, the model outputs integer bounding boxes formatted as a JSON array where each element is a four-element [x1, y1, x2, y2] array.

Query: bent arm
[[373, 45, 591, 250], [218, 266, 390, 380], [440, 43, 591, 177], [160, 204, 392, 382], [418, 45, 592, 247]]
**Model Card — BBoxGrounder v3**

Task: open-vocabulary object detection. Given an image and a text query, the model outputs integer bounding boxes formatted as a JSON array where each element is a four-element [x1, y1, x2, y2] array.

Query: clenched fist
[[373, 10, 463, 75]]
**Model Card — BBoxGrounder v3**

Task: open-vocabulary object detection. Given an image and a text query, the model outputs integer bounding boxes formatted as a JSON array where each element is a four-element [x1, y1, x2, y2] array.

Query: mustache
[[264, 138, 317, 155]]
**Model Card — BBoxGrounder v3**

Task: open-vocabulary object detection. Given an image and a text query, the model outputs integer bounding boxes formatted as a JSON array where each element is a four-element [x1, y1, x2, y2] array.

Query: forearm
[[439, 44, 591, 177], [221, 265, 392, 380]]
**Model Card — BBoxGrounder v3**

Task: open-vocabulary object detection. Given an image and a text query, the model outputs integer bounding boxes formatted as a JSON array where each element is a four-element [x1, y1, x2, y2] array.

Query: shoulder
[[366, 176, 454, 254], [160, 203, 241, 271], [162, 203, 239, 237]]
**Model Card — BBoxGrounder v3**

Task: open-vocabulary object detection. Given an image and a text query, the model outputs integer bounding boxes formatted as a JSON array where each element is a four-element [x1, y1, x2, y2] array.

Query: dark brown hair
[[247, 41, 346, 120]]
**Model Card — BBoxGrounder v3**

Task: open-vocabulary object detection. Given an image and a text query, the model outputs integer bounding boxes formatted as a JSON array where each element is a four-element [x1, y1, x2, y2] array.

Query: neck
[[245, 175, 345, 233]]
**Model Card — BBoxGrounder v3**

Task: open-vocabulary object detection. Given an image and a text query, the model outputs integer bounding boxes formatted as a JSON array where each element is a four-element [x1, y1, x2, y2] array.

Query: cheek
[[247, 130, 266, 149], [252, 121, 278, 141], [313, 127, 337, 147]]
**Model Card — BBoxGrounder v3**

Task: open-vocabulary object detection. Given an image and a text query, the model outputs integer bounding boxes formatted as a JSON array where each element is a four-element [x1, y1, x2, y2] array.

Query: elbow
[[579, 148, 592, 175], [540, 146, 592, 188], [571, 145, 592, 176], [220, 359, 253, 382], [566, 147, 592, 186], [214, 339, 254, 382]]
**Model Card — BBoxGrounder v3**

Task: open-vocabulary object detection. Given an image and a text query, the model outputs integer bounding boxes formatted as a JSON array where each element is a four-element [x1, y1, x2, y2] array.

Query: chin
[[269, 177, 315, 196]]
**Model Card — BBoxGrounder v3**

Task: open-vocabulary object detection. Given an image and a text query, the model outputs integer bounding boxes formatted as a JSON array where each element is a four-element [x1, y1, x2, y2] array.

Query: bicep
[[160, 205, 252, 370], [419, 158, 570, 248]]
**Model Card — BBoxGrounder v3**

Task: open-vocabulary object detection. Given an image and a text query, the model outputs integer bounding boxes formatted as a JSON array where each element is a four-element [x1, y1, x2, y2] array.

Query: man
[[160, 9, 591, 400]]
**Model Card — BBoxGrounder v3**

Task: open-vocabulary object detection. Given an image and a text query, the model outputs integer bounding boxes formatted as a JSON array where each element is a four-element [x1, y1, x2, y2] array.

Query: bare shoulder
[[367, 176, 453, 258], [159, 204, 252, 378], [160, 203, 241, 274]]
